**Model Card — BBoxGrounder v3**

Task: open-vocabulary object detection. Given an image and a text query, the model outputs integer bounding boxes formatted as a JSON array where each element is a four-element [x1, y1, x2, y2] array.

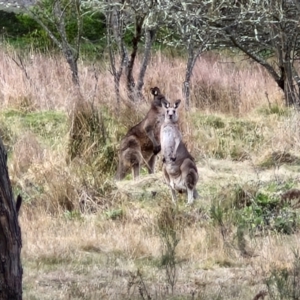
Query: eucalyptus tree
[[210, 0, 300, 106], [88, 0, 214, 108], [86, 0, 162, 103], [161, 0, 213, 109], [21, 0, 83, 87]]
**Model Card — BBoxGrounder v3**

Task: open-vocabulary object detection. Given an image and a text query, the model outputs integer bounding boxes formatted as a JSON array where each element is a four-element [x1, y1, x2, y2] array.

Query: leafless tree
[[211, 0, 300, 106], [161, 1, 213, 109], [22, 0, 82, 87], [100, 0, 214, 109], [97, 0, 161, 103], [0, 138, 23, 300]]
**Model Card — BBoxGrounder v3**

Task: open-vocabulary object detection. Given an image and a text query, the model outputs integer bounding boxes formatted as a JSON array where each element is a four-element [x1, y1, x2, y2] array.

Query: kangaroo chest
[[161, 124, 179, 157]]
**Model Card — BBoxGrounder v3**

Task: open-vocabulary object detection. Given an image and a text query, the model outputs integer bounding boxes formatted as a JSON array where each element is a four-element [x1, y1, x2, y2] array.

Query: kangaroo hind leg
[[181, 159, 199, 204], [130, 152, 142, 180], [186, 171, 198, 204], [163, 165, 177, 203], [115, 158, 127, 181], [123, 147, 142, 180], [146, 154, 156, 174]]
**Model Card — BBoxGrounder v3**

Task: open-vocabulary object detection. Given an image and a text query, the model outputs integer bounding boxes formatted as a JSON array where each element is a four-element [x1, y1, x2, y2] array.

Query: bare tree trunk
[[282, 43, 299, 106], [136, 28, 157, 100], [106, 8, 127, 112], [283, 63, 295, 106], [126, 16, 145, 102], [183, 44, 195, 110], [105, 3, 156, 103], [226, 28, 300, 107], [24, 0, 81, 88], [0, 138, 22, 300], [292, 67, 300, 106], [182, 37, 206, 110], [64, 50, 80, 86], [54, 0, 80, 87]]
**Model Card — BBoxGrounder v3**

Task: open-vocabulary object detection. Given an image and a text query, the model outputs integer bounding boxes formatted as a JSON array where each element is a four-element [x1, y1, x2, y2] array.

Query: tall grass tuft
[[267, 250, 300, 299], [68, 99, 117, 171], [157, 203, 181, 294]]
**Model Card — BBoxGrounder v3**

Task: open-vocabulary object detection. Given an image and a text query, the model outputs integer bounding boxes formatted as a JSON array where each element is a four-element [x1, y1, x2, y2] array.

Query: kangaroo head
[[163, 99, 181, 123], [150, 87, 161, 96], [150, 86, 167, 107]]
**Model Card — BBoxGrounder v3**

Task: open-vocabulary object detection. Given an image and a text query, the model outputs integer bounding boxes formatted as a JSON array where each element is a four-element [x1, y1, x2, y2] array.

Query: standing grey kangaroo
[[160, 99, 199, 204], [115, 87, 167, 180]]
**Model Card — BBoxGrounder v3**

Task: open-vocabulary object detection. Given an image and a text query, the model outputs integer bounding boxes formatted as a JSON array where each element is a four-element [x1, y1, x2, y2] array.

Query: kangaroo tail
[[186, 169, 198, 191]]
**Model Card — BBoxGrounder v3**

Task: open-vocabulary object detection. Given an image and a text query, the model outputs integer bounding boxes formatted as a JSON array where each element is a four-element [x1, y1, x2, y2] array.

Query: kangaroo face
[[150, 87, 167, 108], [163, 99, 181, 123]]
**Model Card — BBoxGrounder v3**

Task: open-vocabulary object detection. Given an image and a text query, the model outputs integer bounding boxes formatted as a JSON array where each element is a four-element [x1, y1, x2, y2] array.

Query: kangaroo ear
[[151, 87, 160, 96], [174, 99, 181, 108], [162, 99, 170, 108]]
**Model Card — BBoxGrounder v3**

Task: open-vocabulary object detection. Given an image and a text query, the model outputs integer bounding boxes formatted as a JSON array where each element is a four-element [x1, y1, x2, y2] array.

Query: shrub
[[210, 182, 300, 235], [157, 204, 181, 294], [239, 191, 298, 235], [258, 151, 300, 169], [267, 250, 300, 299]]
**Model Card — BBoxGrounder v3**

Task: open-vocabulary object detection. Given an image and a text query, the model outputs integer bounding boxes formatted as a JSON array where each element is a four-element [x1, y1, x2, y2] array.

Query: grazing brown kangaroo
[[160, 98, 199, 204], [115, 87, 166, 180]]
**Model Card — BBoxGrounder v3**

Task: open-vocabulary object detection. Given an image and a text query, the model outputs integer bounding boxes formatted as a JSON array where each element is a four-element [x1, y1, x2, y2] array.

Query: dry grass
[[190, 52, 282, 115], [2, 46, 300, 298], [0, 49, 281, 114]]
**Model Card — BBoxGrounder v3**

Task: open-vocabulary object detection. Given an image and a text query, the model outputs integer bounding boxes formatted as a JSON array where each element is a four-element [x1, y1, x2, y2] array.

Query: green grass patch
[[0, 109, 68, 145], [191, 113, 264, 159], [258, 104, 290, 117]]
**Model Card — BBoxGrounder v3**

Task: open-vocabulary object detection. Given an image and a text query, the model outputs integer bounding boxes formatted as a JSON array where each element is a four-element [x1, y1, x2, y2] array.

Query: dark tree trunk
[[126, 16, 144, 102], [283, 60, 298, 106], [0, 138, 22, 300], [183, 41, 195, 110], [64, 49, 80, 87], [136, 29, 157, 100], [182, 37, 204, 110], [226, 29, 300, 107]]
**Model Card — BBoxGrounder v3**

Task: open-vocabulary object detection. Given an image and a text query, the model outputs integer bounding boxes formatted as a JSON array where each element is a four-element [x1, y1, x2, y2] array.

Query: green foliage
[[267, 250, 300, 299], [21, 28, 55, 51], [2, 109, 67, 144], [0, 11, 38, 37], [239, 190, 298, 235], [1, 8, 106, 54], [201, 115, 226, 129], [104, 208, 123, 220], [240, 193, 285, 233], [82, 11, 106, 42], [64, 210, 83, 221], [210, 203, 225, 227], [0, 118, 15, 153], [21, 111, 67, 138], [210, 182, 300, 235], [258, 104, 290, 117]]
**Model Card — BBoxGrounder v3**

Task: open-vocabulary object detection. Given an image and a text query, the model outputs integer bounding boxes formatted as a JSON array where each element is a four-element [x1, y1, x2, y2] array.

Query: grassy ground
[[1, 47, 300, 299]]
